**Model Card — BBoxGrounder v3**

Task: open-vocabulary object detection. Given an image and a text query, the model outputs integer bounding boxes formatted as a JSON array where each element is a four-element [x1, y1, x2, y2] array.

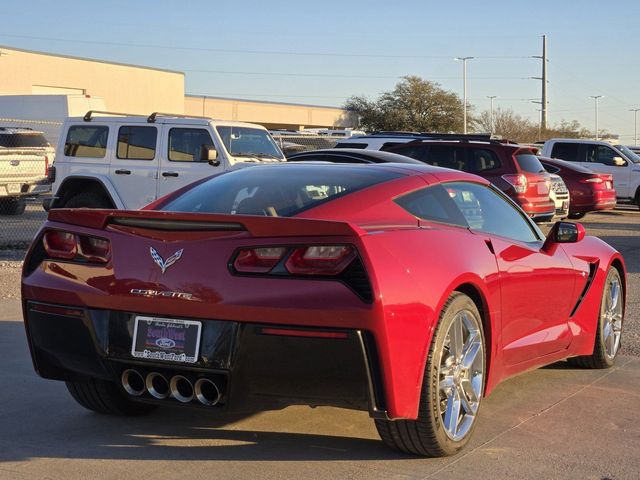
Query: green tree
[[344, 76, 465, 132]]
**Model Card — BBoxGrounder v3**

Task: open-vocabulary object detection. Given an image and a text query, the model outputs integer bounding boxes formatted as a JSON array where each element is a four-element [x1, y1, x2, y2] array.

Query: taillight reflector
[[43, 230, 77, 260], [285, 245, 356, 276], [260, 327, 348, 339], [234, 247, 286, 273], [30, 303, 84, 317]]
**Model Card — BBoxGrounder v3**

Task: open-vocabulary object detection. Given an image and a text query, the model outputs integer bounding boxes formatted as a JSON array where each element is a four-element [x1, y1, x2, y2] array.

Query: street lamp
[[630, 108, 640, 147], [487, 95, 497, 134], [455, 57, 474, 134], [590, 95, 604, 140]]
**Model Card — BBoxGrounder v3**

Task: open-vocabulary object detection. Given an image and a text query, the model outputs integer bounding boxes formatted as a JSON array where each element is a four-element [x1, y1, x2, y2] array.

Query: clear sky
[[1, 0, 639, 139]]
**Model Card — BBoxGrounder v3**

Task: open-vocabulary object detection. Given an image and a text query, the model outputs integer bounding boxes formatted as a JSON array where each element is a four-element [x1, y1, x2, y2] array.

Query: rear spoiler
[[47, 209, 365, 238]]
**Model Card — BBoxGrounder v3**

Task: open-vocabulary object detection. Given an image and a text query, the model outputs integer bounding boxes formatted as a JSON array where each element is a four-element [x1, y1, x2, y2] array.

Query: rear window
[[335, 142, 367, 149], [161, 165, 403, 216], [64, 126, 109, 158], [0, 133, 49, 148], [515, 154, 546, 173]]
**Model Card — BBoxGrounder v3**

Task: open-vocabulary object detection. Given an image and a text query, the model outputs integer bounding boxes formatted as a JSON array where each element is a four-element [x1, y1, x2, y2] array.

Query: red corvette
[[22, 163, 626, 456]]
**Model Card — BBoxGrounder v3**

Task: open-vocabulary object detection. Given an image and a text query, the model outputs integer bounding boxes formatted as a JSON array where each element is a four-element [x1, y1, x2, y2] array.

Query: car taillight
[[502, 173, 528, 194], [44, 155, 49, 177], [285, 245, 356, 276], [580, 175, 612, 190], [233, 247, 287, 273], [580, 177, 604, 183], [47, 163, 56, 183], [43, 230, 111, 263]]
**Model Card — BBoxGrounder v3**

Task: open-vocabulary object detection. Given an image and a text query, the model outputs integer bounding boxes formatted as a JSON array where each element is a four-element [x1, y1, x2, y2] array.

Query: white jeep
[[47, 112, 285, 210]]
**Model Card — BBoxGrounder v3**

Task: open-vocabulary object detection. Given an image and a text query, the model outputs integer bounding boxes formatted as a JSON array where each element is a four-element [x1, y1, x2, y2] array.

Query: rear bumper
[[513, 196, 555, 222], [570, 191, 617, 214], [22, 301, 387, 418]]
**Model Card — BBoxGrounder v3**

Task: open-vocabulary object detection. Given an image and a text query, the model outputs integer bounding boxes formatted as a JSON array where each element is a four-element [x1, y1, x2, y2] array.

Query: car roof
[[65, 115, 267, 129], [286, 148, 424, 164]]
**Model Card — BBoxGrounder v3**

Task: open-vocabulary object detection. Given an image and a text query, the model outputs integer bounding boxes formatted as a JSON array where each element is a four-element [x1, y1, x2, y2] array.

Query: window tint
[[335, 142, 367, 149], [161, 165, 403, 216], [515, 154, 545, 173], [64, 126, 108, 158], [168, 128, 215, 162], [394, 185, 468, 227], [388, 145, 427, 161], [444, 182, 540, 243], [468, 148, 500, 172], [380, 142, 409, 151], [424, 145, 467, 170], [586, 145, 619, 166], [117, 126, 157, 160], [0, 133, 49, 148], [551, 143, 580, 162]]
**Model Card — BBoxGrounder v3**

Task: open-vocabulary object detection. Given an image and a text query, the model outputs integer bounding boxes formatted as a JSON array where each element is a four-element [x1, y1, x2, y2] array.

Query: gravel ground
[[2, 207, 639, 354]]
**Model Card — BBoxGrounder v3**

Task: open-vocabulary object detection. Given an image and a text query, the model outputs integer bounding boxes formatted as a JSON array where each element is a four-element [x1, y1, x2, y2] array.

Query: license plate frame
[[131, 316, 202, 364]]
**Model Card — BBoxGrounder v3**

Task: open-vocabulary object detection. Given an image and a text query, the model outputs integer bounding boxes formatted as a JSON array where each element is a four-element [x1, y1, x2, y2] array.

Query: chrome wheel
[[437, 309, 484, 441], [602, 274, 623, 360]]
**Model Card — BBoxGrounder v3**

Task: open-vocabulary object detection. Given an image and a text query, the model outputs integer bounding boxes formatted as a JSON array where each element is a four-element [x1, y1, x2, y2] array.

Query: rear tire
[[569, 267, 623, 369], [375, 292, 485, 456], [62, 190, 112, 209], [0, 197, 26, 215], [66, 378, 157, 416]]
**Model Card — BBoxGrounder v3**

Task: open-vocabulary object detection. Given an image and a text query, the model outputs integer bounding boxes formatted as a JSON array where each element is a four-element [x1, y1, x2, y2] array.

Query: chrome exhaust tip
[[121, 369, 145, 396], [194, 378, 221, 406], [146, 372, 170, 399], [169, 375, 194, 403]]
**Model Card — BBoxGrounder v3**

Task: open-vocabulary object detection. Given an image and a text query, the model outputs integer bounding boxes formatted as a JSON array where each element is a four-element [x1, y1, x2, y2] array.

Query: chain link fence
[[0, 122, 349, 249], [0, 118, 60, 249]]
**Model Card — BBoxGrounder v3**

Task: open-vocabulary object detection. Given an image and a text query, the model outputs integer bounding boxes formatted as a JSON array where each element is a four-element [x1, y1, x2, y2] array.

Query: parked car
[[549, 173, 570, 219], [46, 111, 286, 210], [333, 132, 493, 151], [287, 148, 424, 164], [540, 139, 640, 209], [22, 163, 626, 457], [0, 127, 53, 215], [538, 156, 616, 219], [385, 138, 555, 222]]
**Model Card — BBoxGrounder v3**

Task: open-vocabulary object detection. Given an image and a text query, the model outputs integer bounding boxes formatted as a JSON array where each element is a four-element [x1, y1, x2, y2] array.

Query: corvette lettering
[[130, 289, 193, 300]]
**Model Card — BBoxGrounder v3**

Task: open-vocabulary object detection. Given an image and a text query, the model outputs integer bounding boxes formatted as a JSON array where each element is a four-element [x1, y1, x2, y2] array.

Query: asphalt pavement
[[1, 297, 639, 480]]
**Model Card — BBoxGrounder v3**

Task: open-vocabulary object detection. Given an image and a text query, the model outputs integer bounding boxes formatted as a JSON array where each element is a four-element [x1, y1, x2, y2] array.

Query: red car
[[385, 140, 556, 222], [538, 156, 617, 219], [22, 163, 626, 457]]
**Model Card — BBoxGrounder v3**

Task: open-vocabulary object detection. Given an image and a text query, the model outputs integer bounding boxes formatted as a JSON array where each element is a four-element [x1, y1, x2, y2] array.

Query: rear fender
[[55, 175, 123, 209]]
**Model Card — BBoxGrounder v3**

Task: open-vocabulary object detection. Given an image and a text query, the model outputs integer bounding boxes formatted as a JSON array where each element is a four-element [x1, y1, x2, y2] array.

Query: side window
[[394, 185, 468, 227], [168, 128, 215, 162], [388, 145, 427, 161], [445, 182, 540, 243], [551, 143, 580, 162], [586, 145, 617, 166], [467, 148, 501, 172], [64, 126, 109, 158], [424, 146, 466, 171], [335, 142, 367, 149], [117, 126, 157, 160]]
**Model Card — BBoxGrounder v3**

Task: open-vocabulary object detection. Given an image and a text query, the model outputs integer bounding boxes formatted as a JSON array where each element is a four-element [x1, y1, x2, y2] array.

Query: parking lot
[[0, 206, 638, 479]]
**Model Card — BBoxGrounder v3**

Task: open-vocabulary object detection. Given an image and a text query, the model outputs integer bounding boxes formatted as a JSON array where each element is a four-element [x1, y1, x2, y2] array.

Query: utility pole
[[630, 108, 640, 146], [487, 95, 497, 134], [590, 95, 604, 140], [455, 57, 474, 134], [532, 35, 548, 130]]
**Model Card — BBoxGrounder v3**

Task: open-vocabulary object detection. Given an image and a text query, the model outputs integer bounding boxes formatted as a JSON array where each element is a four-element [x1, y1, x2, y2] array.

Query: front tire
[[570, 267, 624, 369], [0, 197, 26, 215], [66, 378, 157, 416], [375, 292, 485, 456]]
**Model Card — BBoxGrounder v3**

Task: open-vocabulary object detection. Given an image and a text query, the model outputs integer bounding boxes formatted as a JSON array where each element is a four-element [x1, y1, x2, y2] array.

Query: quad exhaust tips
[[122, 369, 221, 406]]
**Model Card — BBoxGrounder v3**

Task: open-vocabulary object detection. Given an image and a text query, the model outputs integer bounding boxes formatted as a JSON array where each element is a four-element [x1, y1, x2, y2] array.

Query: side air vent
[[340, 258, 373, 303], [569, 262, 598, 317]]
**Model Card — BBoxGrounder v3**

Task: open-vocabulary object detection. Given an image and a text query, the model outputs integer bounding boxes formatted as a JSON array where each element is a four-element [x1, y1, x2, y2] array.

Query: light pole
[[590, 95, 604, 140], [455, 57, 474, 134], [487, 95, 497, 134], [630, 108, 640, 147]]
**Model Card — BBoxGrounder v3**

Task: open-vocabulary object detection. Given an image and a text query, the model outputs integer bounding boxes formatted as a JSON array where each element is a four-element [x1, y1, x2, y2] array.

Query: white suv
[[541, 138, 640, 208], [47, 112, 285, 210]]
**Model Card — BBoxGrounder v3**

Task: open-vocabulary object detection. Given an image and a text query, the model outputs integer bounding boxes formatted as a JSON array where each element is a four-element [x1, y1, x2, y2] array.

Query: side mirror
[[542, 221, 585, 252], [201, 145, 220, 166], [612, 156, 626, 166]]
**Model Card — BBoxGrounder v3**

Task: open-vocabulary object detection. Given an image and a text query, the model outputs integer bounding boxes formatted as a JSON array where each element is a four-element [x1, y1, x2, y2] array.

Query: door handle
[[162, 172, 179, 177], [115, 169, 131, 175]]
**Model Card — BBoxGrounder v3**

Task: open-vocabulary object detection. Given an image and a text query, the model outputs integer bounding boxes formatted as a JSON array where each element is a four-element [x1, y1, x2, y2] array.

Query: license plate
[[562, 200, 569, 209], [6, 184, 21, 194], [606, 181, 612, 189], [131, 316, 201, 363]]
